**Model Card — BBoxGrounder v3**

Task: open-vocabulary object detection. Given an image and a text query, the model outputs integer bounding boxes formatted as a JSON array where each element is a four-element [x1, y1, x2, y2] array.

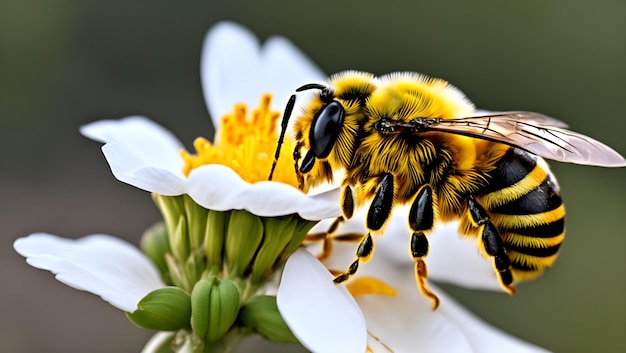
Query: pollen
[[180, 94, 299, 188], [346, 276, 397, 297]]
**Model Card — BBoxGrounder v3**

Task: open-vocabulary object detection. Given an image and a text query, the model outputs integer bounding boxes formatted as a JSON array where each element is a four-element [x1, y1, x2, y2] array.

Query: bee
[[269, 71, 625, 308]]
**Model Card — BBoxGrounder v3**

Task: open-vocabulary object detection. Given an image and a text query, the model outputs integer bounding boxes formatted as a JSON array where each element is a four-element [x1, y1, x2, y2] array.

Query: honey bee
[[269, 71, 625, 308]]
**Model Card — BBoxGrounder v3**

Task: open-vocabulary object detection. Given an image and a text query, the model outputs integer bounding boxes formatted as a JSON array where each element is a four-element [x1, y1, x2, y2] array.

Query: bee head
[[295, 83, 346, 173]]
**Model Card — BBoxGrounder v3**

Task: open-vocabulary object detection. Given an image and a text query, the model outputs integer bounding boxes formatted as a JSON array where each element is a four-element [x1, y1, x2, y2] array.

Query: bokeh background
[[1, 1, 624, 352]]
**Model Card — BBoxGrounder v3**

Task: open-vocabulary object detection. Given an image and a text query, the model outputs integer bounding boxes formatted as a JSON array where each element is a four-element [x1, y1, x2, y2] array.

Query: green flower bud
[[190, 277, 215, 340], [184, 253, 205, 289], [238, 295, 298, 343], [164, 253, 187, 291], [171, 214, 190, 261], [183, 195, 208, 250], [205, 210, 228, 269], [225, 210, 263, 278], [283, 219, 317, 254], [207, 278, 240, 342], [140, 222, 172, 283], [153, 194, 184, 240], [126, 287, 191, 331], [250, 217, 298, 283], [191, 277, 241, 343]]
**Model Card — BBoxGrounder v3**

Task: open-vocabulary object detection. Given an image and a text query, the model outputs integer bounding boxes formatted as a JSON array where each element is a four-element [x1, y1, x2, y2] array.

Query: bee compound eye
[[309, 101, 345, 158]]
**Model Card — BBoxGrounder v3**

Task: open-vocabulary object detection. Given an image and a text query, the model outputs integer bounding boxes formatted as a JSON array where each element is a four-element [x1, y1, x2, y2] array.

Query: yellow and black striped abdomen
[[476, 147, 565, 282]]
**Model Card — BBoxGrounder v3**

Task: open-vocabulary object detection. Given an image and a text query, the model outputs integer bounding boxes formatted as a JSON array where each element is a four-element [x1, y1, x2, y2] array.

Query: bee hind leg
[[409, 185, 439, 309], [334, 173, 394, 285], [467, 197, 516, 295]]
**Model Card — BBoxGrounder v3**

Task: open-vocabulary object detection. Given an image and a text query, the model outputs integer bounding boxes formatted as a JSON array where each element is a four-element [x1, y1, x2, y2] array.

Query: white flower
[[14, 21, 338, 351]]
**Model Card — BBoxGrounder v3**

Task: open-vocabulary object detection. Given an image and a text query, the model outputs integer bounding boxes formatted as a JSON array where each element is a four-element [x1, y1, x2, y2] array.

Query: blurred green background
[[1, 1, 624, 352]]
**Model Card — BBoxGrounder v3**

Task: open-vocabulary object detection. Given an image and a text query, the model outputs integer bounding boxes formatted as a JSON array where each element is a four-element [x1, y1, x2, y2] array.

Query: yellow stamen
[[346, 277, 397, 297], [180, 94, 299, 188]]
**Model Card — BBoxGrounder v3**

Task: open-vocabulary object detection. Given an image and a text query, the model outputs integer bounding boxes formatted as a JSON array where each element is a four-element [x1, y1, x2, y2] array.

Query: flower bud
[[250, 217, 298, 283], [126, 287, 191, 331], [183, 195, 208, 250], [171, 215, 190, 261], [225, 210, 263, 278], [191, 277, 241, 343], [205, 210, 227, 269]]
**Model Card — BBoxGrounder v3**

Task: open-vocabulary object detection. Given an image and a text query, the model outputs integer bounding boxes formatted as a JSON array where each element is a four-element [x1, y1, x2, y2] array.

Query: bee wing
[[471, 110, 570, 128], [427, 111, 626, 167]]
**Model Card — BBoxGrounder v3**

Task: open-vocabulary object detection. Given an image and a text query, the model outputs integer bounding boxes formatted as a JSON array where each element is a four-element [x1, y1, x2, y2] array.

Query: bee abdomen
[[478, 148, 565, 281]]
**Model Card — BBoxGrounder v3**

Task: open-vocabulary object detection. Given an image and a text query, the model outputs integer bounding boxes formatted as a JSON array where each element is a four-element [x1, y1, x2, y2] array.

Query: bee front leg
[[305, 184, 357, 261], [334, 173, 394, 284], [408, 185, 440, 309], [292, 141, 305, 190], [305, 216, 344, 261], [467, 197, 516, 295]]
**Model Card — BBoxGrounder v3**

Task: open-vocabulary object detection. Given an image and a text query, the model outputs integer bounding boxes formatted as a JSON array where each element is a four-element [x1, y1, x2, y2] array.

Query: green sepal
[[237, 295, 298, 343], [250, 217, 298, 283], [205, 210, 228, 269], [184, 253, 205, 290], [283, 218, 317, 254], [225, 210, 263, 278], [184, 195, 208, 250], [171, 215, 190, 261], [191, 277, 241, 343], [126, 287, 191, 331], [165, 253, 186, 290], [140, 222, 172, 284], [153, 194, 184, 242]]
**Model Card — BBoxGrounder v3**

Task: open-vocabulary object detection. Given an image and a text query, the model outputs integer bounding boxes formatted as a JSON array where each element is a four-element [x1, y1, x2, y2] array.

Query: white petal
[[261, 35, 326, 116], [424, 222, 501, 290], [437, 290, 550, 353], [277, 249, 367, 353], [81, 117, 187, 195], [311, 205, 502, 291], [186, 164, 341, 220], [201, 21, 326, 127], [202, 21, 262, 126], [355, 269, 474, 352], [100, 143, 187, 195], [14, 233, 165, 312], [351, 253, 547, 352]]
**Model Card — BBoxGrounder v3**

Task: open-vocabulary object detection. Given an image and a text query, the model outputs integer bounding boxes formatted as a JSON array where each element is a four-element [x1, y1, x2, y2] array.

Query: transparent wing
[[470, 111, 570, 128], [426, 111, 626, 167]]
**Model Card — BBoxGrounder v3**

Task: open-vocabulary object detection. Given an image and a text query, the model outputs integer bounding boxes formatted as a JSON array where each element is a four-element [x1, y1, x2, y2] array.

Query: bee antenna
[[268, 94, 296, 181], [296, 83, 327, 92]]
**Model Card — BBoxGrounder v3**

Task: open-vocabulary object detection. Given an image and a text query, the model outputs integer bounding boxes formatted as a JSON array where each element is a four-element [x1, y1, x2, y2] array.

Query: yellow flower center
[[346, 277, 397, 297], [181, 94, 299, 188]]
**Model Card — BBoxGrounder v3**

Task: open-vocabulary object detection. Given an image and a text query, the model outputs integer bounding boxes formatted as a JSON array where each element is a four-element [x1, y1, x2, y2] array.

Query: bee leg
[[341, 185, 356, 220], [305, 184, 357, 261], [334, 173, 394, 284], [292, 140, 305, 189], [467, 197, 516, 294], [408, 185, 440, 309], [305, 216, 344, 261]]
